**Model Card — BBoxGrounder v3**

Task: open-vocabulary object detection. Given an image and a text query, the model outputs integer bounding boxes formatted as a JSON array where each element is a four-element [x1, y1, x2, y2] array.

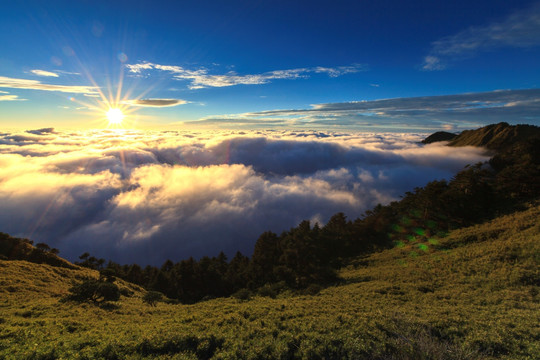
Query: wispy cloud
[[0, 76, 98, 94], [25, 128, 56, 135], [423, 2, 540, 70], [30, 69, 59, 77], [123, 98, 188, 107], [314, 65, 365, 77], [422, 56, 444, 71], [126, 62, 366, 89], [0, 92, 26, 101], [125, 63, 154, 73], [197, 89, 540, 130], [55, 70, 81, 76]]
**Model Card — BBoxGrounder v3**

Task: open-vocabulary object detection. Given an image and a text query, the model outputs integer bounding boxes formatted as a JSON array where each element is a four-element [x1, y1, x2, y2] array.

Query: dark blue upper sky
[[1, 0, 539, 130]]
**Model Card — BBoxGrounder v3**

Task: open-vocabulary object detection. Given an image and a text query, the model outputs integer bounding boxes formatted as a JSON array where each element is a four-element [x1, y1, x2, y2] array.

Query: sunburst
[[106, 108, 125, 125], [66, 59, 155, 129]]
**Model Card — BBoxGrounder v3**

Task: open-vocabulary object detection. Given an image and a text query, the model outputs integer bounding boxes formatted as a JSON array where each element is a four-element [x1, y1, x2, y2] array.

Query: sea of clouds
[[0, 128, 489, 265]]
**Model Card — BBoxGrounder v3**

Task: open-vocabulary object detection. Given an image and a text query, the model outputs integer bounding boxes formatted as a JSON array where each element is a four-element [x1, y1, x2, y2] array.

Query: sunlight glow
[[106, 108, 124, 125], [65, 63, 154, 129]]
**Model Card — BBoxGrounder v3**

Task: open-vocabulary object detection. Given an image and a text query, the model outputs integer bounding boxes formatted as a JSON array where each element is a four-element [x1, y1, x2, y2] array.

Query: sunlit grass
[[1, 205, 539, 359]]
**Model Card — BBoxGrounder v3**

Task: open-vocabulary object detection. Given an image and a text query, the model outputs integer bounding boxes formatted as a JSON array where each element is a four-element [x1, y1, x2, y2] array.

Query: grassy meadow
[[1, 204, 539, 359]]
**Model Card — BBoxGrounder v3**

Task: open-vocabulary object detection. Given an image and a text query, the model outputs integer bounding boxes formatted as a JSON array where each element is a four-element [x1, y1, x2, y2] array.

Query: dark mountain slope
[[447, 122, 540, 151], [421, 131, 457, 144]]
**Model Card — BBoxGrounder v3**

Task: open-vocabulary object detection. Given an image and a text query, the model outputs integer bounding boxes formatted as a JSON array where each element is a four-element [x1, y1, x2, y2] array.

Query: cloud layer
[[196, 89, 540, 131], [126, 62, 365, 89], [0, 76, 98, 94], [0, 129, 488, 265], [123, 98, 187, 107]]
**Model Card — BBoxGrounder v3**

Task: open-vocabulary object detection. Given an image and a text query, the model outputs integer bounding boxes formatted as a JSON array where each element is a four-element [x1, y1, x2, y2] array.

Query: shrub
[[232, 288, 251, 301], [16, 310, 33, 318], [119, 287, 134, 297], [99, 268, 117, 282], [303, 283, 323, 295], [258, 281, 288, 298], [67, 278, 120, 305], [258, 284, 278, 298], [143, 291, 163, 307]]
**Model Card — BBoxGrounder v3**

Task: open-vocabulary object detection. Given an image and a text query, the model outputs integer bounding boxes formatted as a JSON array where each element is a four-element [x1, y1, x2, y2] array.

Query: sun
[[106, 108, 124, 125]]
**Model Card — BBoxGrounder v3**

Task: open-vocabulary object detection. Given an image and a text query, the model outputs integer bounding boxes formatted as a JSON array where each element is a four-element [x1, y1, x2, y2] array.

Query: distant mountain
[[422, 122, 540, 151], [421, 131, 457, 144], [448, 122, 540, 151]]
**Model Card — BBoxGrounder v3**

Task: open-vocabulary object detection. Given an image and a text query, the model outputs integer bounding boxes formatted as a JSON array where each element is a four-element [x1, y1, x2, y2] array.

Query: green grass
[[1, 205, 539, 359]]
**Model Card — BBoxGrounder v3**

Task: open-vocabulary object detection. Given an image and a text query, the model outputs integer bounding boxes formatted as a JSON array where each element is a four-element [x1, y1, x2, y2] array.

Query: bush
[[303, 283, 323, 295], [258, 284, 278, 298], [119, 287, 134, 297], [232, 288, 251, 301], [99, 268, 117, 282], [258, 281, 288, 298], [143, 291, 163, 307], [67, 278, 120, 305]]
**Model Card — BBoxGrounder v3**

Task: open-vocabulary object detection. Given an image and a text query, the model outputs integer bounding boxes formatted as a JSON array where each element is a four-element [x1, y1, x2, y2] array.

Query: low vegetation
[[65, 277, 121, 305], [143, 291, 164, 307], [0, 204, 539, 359]]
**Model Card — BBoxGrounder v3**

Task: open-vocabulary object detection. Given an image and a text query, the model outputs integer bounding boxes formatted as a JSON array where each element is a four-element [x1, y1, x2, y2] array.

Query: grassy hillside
[[1, 204, 538, 359]]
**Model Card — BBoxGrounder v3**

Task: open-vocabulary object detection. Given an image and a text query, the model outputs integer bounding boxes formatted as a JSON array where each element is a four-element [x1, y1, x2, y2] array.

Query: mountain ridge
[[421, 131, 457, 144], [422, 122, 540, 151]]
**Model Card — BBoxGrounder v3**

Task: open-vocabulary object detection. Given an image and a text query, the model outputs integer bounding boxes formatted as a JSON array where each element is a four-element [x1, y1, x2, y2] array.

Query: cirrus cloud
[[195, 89, 540, 131], [0, 76, 98, 94], [423, 2, 540, 70], [0, 93, 26, 101], [30, 69, 59, 77], [126, 62, 366, 90]]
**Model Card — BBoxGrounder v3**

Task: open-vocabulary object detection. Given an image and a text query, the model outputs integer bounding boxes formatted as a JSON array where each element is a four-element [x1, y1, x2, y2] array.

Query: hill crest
[[423, 122, 540, 151]]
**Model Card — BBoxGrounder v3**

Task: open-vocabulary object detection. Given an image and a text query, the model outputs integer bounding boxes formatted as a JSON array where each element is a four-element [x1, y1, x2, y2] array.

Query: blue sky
[[1, 0, 540, 131]]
